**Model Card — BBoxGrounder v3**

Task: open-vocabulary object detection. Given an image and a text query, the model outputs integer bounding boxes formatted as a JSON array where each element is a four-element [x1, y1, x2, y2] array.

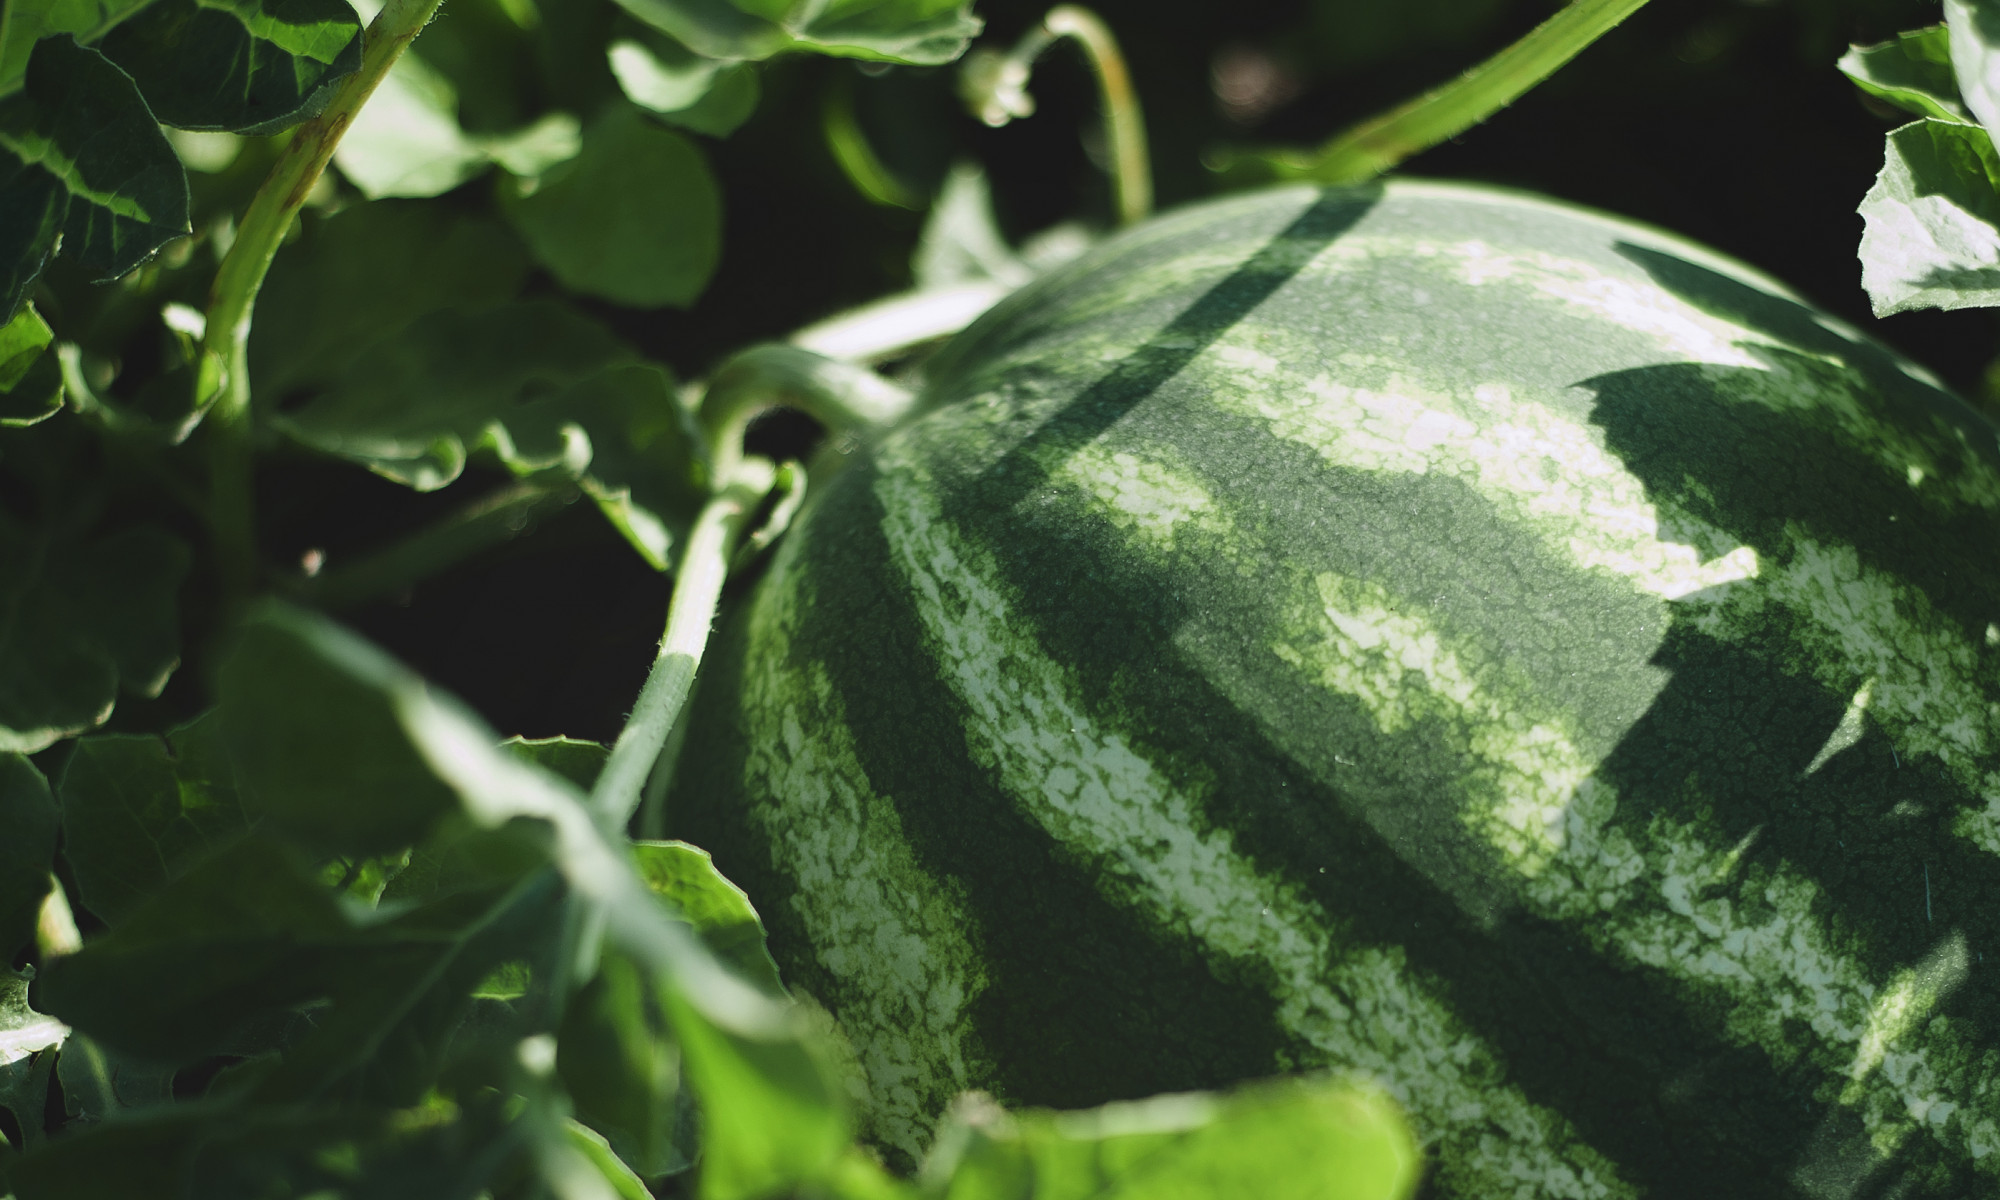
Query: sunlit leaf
[[0, 36, 190, 317], [501, 103, 721, 309], [96, 0, 363, 134], [505, 736, 609, 791], [913, 163, 1030, 290], [559, 949, 692, 1179], [1858, 117, 2000, 314], [0, 753, 56, 962], [632, 841, 783, 995], [608, 0, 978, 65], [0, 965, 63, 1151], [608, 33, 758, 136], [0, 516, 189, 753], [1840, 26, 1969, 122], [0, 0, 153, 94], [333, 50, 579, 199], [565, 1118, 655, 1200], [1947, 0, 2000, 141]]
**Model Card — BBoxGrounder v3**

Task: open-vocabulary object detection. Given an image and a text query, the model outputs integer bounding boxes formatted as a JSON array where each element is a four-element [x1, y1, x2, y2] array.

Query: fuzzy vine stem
[[199, 0, 447, 605], [697, 344, 913, 489], [965, 5, 1151, 225]]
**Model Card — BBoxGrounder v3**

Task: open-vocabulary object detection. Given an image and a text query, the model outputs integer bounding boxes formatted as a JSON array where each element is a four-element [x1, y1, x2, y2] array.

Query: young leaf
[[1858, 117, 2000, 315], [94, 0, 363, 134], [0, 299, 49, 387], [0, 35, 190, 318], [1947, 0, 2000, 141], [0, 302, 59, 426], [1839, 26, 1970, 122], [0, 754, 56, 963], [56, 712, 257, 927], [0, 517, 189, 753], [500, 103, 722, 309], [921, 1076, 1422, 1200], [250, 199, 530, 400], [632, 841, 784, 995], [610, 0, 979, 66], [608, 34, 759, 136]]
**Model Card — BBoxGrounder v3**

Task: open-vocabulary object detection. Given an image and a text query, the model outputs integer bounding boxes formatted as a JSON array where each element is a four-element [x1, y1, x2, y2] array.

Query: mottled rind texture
[[670, 181, 2000, 1199]]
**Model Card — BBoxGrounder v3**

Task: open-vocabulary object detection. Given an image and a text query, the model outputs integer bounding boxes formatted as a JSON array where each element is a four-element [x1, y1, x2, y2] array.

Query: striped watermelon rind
[[671, 179, 2000, 1198]]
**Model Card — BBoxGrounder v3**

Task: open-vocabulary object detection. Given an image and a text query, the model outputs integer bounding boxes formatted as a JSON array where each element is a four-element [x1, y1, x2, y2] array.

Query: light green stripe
[[873, 434, 1636, 1200], [737, 542, 988, 1160]]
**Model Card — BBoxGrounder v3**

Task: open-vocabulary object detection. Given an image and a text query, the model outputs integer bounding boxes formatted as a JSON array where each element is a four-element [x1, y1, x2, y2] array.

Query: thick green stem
[[1243, 0, 1651, 183], [697, 344, 913, 487], [967, 5, 1151, 225], [588, 461, 777, 830], [198, 0, 447, 604]]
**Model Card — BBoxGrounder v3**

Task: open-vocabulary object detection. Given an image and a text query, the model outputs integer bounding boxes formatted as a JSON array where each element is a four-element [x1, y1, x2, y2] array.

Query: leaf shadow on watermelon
[[1579, 248, 2000, 1198]]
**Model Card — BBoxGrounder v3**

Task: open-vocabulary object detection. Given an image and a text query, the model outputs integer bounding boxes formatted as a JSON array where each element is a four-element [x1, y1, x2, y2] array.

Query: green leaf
[[54, 1030, 173, 1120], [609, 0, 979, 65], [0, 298, 49, 387], [608, 33, 759, 136], [0, 0, 152, 94], [564, 1118, 656, 1200], [499, 103, 721, 309], [0, 754, 56, 962], [921, 1076, 1422, 1200], [1839, 26, 1970, 123], [332, 49, 579, 199], [1858, 117, 2000, 315], [1948, 0, 2000, 141], [913, 163, 1030, 291], [0, 299, 60, 430], [56, 711, 257, 926], [95, 0, 363, 134], [219, 610, 461, 856], [504, 736, 609, 791], [0, 517, 189, 753], [0, 966, 63, 1151], [632, 841, 783, 996], [250, 199, 530, 400], [273, 298, 635, 490], [0, 36, 190, 316], [559, 949, 692, 1179]]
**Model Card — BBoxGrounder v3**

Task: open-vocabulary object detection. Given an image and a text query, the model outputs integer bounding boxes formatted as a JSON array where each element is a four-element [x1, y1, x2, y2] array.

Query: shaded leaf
[[0, 299, 49, 388], [632, 841, 782, 996], [333, 49, 579, 199], [922, 1076, 1421, 1200], [1841, 27, 1969, 122], [559, 950, 692, 1179], [608, 34, 758, 136], [0, 517, 189, 753], [500, 104, 721, 309], [57, 711, 256, 927], [0, 36, 189, 317], [1948, 0, 2000, 141], [0, 754, 56, 963], [95, 0, 362, 134], [55, 1030, 173, 1120], [609, 0, 978, 65], [505, 736, 609, 791], [250, 199, 530, 399], [1858, 117, 2000, 314]]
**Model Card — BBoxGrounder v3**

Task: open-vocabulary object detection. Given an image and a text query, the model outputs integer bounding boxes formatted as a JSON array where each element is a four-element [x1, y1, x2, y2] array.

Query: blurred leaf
[[559, 950, 691, 1179], [0, 1034, 57, 1152], [95, 0, 362, 134], [220, 608, 461, 855], [0, 35, 189, 318], [251, 199, 530, 399], [273, 298, 634, 490], [1859, 117, 2000, 314], [556, 1118, 654, 1199], [1948, 0, 2000, 142], [913, 163, 1029, 290], [333, 50, 579, 199], [609, 0, 979, 65], [1840, 26, 1969, 123], [57, 711, 256, 927], [0, 517, 189, 753], [55, 1030, 173, 1120], [505, 736, 609, 791], [922, 1076, 1421, 1200], [608, 34, 759, 136], [0, 0, 152, 93], [633, 841, 783, 996], [0, 302, 59, 426], [1, 966, 65, 1077], [501, 104, 720, 309], [0, 754, 56, 962]]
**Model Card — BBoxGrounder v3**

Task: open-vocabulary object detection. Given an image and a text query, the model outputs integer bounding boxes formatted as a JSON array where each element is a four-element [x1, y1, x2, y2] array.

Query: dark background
[[266, 0, 1975, 747]]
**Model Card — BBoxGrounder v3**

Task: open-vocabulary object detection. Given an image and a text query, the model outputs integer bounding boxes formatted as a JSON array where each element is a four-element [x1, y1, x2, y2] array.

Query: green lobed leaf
[[54, 1031, 173, 1121], [332, 49, 579, 199], [0, 965, 62, 1153], [1948, 0, 2000, 141], [608, 0, 979, 65], [0, 753, 56, 963], [95, 0, 363, 134], [1840, 26, 1969, 122], [558, 949, 693, 1179], [632, 841, 783, 996], [921, 1076, 1422, 1200], [0, 0, 153, 94], [0, 298, 49, 388], [0, 516, 189, 753], [0, 35, 190, 317], [57, 711, 257, 927], [500, 102, 721, 309], [1858, 116, 2000, 315], [608, 33, 759, 137], [564, 1118, 655, 1200], [250, 199, 530, 400], [0, 302, 59, 426]]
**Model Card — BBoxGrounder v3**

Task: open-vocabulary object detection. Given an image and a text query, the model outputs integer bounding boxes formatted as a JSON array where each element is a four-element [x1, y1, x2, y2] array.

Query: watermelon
[[669, 179, 2000, 1198]]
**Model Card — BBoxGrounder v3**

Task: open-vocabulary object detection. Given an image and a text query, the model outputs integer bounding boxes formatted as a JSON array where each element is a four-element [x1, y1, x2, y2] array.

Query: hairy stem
[[199, 0, 447, 605], [1246, 0, 1651, 183], [697, 344, 913, 487], [298, 481, 580, 611]]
